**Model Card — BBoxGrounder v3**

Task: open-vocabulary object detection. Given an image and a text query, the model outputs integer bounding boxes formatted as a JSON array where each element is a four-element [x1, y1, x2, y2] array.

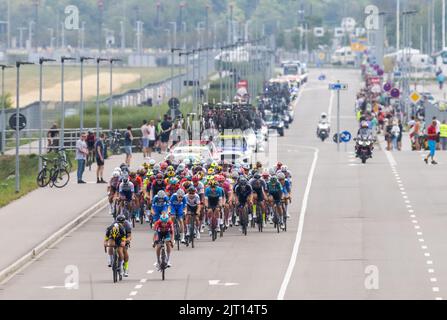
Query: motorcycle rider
[[316, 112, 330, 137], [355, 121, 375, 158]]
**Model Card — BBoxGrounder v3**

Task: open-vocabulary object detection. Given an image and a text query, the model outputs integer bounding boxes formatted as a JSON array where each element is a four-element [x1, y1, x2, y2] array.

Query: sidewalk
[[0, 151, 163, 275]]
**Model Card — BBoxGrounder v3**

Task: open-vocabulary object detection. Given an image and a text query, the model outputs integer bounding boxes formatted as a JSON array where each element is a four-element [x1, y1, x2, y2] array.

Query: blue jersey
[[281, 179, 291, 195], [205, 186, 224, 207], [152, 195, 169, 211], [170, 194, 187, 210]]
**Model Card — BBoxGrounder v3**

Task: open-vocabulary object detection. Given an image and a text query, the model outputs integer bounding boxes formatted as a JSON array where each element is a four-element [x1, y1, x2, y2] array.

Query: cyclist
[[204, 180, 224, 236], [233, 177, 253, 229], [118, 173, 135, 220], [153, 213, 174, 270], [151, 173, 167, 200], [267, 175, 284, 229], [104, 215, 128, 277], [170, 189, 187, 243], [129, 171, 143, 222], [250, 173, 268, 226], [185, 187, 202, 241], [151, 190, 170, 223], [278, 172, 292, 218], [192, 175, 206, 233], [108, 170, 121, 215], [216, 174, 232, 228]]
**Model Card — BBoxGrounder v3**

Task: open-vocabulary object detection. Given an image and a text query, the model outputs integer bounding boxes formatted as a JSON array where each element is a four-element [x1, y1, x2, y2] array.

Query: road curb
[[0, 197, 108, 284]]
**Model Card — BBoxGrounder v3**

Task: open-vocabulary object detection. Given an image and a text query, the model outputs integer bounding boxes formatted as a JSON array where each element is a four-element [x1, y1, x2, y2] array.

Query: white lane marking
[[209, 280, 239, 286], [415, 226, 421, 229], [140, 279, 147, 283], [431, 278, 438, 282], [429, 269, 435, 273], [147, 270, 154, 274], [135, 285, 143, 289], [436, 297, 443, 300], [422, 246, 428, 250], [126, 298, 133, 301], [277, 147, 319, 300], [425, 253, 431, 257], [412, 220, 418, 224], [427, 261, 433, 265], [129, 291, 138, 296], [433, 287, 440, 292], [419, 238, 425, 242], [410, 214, 416, 218], [417, 232, 423, 236]]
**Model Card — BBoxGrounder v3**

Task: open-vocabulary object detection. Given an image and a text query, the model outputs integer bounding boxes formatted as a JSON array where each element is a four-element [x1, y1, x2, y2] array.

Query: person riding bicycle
[[185, 186, 202, 241], [204, 180, 224, 236], [108, 170, 121, 215], [233, 177, 253, 227], [153, 213, 174, 270], [118, 173, 135, 219], [151, 173, 167, 200], [249, 173, 268, 225], [104, 215, 128, 277], [170, 189, 187, 244], [277, 172, 291, 219], [151, 190, 170, 223], [267, 175, 284, 228], [129, 171, 143, 222]]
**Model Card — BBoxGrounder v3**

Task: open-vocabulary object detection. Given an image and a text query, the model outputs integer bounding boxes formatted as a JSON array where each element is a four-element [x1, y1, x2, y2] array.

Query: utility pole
[[397, 0, 400, 51], [7, 0, 10, 49], [443, 0, 446, 49]]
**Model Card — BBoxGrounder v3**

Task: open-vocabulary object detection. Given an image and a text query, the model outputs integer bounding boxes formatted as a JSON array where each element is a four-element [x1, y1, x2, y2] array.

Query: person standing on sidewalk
[[440, 120, 447, 150], [424, 120, 439, 165], [76, 133, 89, 184], [148, 120, 156, 158], [141, 120, 150, 159], [96, 133, 107, 184], [124, 126, 134, 167]]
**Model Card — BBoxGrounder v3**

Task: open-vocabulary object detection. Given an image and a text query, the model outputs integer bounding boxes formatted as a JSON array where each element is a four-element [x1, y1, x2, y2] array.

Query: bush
[[1, 93, 13, 109]]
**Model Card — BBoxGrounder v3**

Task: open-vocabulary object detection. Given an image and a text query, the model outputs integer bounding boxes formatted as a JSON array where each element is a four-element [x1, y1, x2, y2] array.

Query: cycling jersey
[[280, 179, 291, 195], [267, 181, 283, 203], [119, 181, 135, 202], [130, 176, 142, 193], [109, 176, 120, 192], [151, 180, 167, 197], [193, 182, 205, 195], [250, 178, 267, 201], [170, 194, 187, 218], [105, 223, 127, 245], [186, 194, 201, 213], [153, 220, 174, 242], [205, 186, 224, 208], [234, 184, 253, 205], [152, 195, 169, 221]]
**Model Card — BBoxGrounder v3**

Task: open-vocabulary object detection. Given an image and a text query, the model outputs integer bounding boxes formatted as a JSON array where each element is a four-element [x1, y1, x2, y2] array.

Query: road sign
[[333, 133, 341, 143], [184, 80, 199, 87], [318, 74, 326, 81], [390, 88, 400, 98], [168, 97, 180, 109], [9, 113, 27, 131], [340, 131, 352, 143], [369, 76, 381, 85], [329, 83, 348, 91], [410, 91, 421, 104], [383, 82, 392, 92]]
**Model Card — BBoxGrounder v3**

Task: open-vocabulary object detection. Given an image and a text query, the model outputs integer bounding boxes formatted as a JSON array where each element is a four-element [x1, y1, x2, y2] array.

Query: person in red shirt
[[153, 213, 174, 270], [424, 120, 438, 165]]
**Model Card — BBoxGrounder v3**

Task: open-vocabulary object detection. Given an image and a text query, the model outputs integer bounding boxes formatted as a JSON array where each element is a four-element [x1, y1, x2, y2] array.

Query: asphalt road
[[1, 68, 446, 300]]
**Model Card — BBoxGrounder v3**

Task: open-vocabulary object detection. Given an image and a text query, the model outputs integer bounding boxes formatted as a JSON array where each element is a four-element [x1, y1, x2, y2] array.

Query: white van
[[331, 47, 355, 66]]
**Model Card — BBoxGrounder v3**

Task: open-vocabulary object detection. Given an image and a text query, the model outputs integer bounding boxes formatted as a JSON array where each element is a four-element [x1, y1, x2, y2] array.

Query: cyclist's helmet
[[192, 175, 200, 183], [153, 164, 161, 171], [188, 186, 197, 194], [160, 214, 170, 223], [256, 161, 262, 169], [277, 172, 286, 180], [215, 175, 225, 183], [129, 171, 136, 178], [210, 162, 217, 169], [169, 177, 179, 185], [112, 171, 120, 178], [146, 170, 154, 178], [167, 170, 176, 178], [262, 171, 270, 179], [122, 173, 129, 183], [183, 181, 192, 190], [208, 168, 215, 175], [177, 163, 186, 172], [216, 166, 223, 173], [239, 177, 248, 186], [149, 159, 156, 166], [116, 215, 126, 223], [167, 165, 175, 172], [269, 168, 276, 176], [176, 189, 185, 197], [270, 176, 278, 183], [281, 165, 288, 172], [209, 180, 218, 187], [157, 190, 166, 198], [254, 173, 261, 180], [276, 162, 283, 169], [160, 162, 168, 171], [231, 171, 239, 179]]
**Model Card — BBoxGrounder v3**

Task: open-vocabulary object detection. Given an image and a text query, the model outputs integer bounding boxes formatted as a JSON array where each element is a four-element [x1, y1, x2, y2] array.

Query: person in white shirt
[[76, 133, 89, 184], [148, 120, 156, 158], [141, 120, 150, 158]]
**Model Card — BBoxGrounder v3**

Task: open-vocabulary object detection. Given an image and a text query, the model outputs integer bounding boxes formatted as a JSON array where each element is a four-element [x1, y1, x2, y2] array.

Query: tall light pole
[[171, 48, 181, 101], [15, 61, 34, 193], [6, 0, 10, 49], [96, 58, 108, 137], [169, 22, 177, 50], [397, 0, 400, 51], [109, 58, 122, 131], [38, 58, 56, 171], [443, 0, 446, 49], [1, 64, 12, 155], [80, 56, 94, 132], [60, 56, 75, 148]]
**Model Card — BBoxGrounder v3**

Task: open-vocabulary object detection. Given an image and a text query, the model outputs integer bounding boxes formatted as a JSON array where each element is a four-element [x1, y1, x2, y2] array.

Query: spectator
[[47, 123, 59, 152], [124, 125, 133, 166], [391, 119, 400, 151], [384, 118, 392, 151], [436, 68, 445, 90], [148, 120, 156, 158], [424, 119, 439, 165], [76, 133, 89, 184], [160, 115, 172, 153], [157, 95, 162, 106], [397, 119, 403, 151], [440, 120, 447, 150], [433, 117, 441, 150], [141, 120, 150, 158], [410, 117, 421, 151], [96, 133, 106, 184]]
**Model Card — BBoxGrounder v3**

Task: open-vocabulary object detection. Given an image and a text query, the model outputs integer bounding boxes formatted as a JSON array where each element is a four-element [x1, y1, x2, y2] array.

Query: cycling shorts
[[153, 206, 168, 221], [155, 232, 171, 243], [120, 191, 132, 202], [270, 191, 282, 204], [171, 206, 185, 218], [187, 205, 198, 215]]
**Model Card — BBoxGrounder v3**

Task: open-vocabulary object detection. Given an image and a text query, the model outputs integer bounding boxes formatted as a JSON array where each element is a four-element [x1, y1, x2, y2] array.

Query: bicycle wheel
[[112, 251, 118, 283], [52, 168, 70, 188], [161, 247, 166, 281], [37, 168, 51, 187], [190, 217, 195, 249], [257, 205, 263, 233]]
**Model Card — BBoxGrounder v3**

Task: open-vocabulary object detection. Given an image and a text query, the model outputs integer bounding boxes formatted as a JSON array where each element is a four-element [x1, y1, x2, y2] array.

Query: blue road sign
[[340, 131, 352, 143], [329, 83, 348, 91]]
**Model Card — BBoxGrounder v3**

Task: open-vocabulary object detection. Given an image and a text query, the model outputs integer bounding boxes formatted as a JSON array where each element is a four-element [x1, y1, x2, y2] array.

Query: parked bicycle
[[37, 156, 70, 188]]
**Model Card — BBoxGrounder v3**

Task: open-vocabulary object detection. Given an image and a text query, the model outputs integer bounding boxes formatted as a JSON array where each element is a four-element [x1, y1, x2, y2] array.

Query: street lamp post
[[1, 64, 12, 155], [15, 61, 33, 193], [60, 56, 76, 148], [38, 58, 56, 171], [109, 58, 122, 131], [171, 48, 181, 100], [80, 57, 94, 133], [96, 58, 108, 137]]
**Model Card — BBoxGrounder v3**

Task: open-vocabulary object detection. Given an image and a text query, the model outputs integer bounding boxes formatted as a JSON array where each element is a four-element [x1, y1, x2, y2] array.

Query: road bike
[[209, 207, 219, 242], [157, 239, 169, 281], [238, 204, 249, 236], [185, 210, 198, 248], [108, 130, 122, 155], [253, 201, 264, 233], [173, 216, 181, 251], [105, 245, 122, 283], [37, 156, 70, 188]]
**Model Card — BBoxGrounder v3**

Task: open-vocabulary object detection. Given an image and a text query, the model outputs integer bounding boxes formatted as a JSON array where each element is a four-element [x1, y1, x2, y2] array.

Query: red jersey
[[427, 125, 437, 141], [153, 220, 174, 234]]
